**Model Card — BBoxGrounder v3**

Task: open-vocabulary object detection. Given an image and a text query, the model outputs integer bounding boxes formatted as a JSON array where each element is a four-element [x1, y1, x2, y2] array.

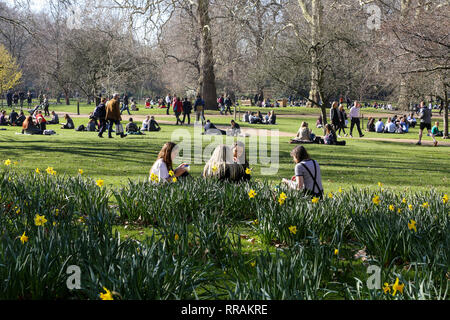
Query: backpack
[[76, 124, 86, 131]]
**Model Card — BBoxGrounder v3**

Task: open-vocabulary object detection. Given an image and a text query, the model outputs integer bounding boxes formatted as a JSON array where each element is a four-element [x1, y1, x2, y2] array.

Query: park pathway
[[65, 112, 450, 146]]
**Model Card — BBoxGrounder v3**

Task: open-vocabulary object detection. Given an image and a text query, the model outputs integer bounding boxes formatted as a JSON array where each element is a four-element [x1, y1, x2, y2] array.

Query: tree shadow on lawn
[[0, 138, 152, 163]]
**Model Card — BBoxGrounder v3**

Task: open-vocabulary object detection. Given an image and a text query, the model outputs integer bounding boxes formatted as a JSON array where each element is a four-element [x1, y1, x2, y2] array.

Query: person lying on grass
[[202, 144, 246, 182], [149, 142, 189, 183], [204, 119, 226, 135], [282, 145, 324, 198]]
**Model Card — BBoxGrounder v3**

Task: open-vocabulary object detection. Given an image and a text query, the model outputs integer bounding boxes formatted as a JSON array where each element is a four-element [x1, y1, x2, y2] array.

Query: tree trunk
[[306, 0, 322, 108], [397, 0, 411, 110], [443, 87, 448, 138], [64, 88, 70, 105], [198, 0, 217, 110]]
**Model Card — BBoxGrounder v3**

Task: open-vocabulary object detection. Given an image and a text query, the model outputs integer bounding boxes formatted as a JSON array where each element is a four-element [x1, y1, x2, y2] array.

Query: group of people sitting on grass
[[0, 109, 26, 126], [291, 121, 346, 146], [242, 111, 277, 124], [150, 142, 323, 198], [366, 113, 416, 134]]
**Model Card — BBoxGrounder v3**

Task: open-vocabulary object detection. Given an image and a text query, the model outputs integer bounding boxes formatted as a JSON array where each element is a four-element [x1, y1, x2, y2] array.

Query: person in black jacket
[[182, 97, 192, 125], [224, 96, 233, 115], [94, 97, 107, 138], [6, 90, 13, 107], [15, 111, 26, 126], [330, 101, 340, 131], [27, 91, 33, 107], [13, 92, 19, 106], [337, 104, 347, 137], [8, 109, 18, 125], [19, 91, 25, 108]]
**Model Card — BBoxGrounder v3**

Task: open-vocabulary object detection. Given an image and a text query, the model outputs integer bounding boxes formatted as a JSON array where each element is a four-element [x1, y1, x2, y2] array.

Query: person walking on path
[[337, 104, 347, 137], [43, 95, 50, 116], [416, 101, 437, 146], [94, 97, 107, 138], [172, 96, 183, 125], [106, 93, 126, 138], [330, 101, 340, 132], [165, 93, 172, 115], [194, 94, 205, 125], [182, 97, 192, 125], [225, 96, 233, 115], [120, 93, 131, 115], [349, 101, 364, 138]]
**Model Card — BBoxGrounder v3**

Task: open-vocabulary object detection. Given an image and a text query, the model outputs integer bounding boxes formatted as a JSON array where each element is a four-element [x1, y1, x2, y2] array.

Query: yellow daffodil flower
[[34, 214, 48, 226], [328, 192, 333, 199], [174, 234, 179, 241], [78, 169, 84, 175], [252, 219, 258, 225], [383, 283, 391, 294], [150, 173, 159, 183], [20, 232, 28, 244], [408, 204, 413, 210], [402, 198, 407, 204], [422, 202, 429, 208], [13, 161, 18, 165], [378, 182, 383, 187], [372, 195, 380, 205], [250, 261, 256, 267], [443, 194, 448, 204], [388, 205, 395, 212], [99, 287, 114, 300], [248, 189, 256, 199], [408, 219, 417, 232], [4, 159, 11, 166], [96, 179, 104, 187], [212, 166, 218, 173], [311, 197, 319, 204], [35, 168, 40, 174], [288, 225, 297, 235], [392, 278, 404, 296], [245, 168, 252, 175], [169, 170, 174, 177], [334, 249, 339, 255], [46, 167, 54, 174], [338, 187, 343, 193], [172, 177, 177, 183]]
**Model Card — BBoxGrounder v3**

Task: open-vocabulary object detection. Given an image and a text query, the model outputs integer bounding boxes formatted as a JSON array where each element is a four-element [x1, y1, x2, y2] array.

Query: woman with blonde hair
[[295, 122, 312, 142], [203, 144, 246, 182]]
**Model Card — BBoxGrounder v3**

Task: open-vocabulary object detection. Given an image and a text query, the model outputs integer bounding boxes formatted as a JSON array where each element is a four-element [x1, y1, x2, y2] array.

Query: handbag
[[116, 123, 124, 135]]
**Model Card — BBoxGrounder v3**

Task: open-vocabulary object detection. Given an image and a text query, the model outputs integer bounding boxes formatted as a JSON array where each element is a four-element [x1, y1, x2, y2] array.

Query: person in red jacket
[[172, 96, 183, 125]]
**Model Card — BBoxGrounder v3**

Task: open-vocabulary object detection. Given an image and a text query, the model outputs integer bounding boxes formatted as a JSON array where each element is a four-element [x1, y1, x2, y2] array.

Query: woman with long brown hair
[[149, 142, 189, 183], [22, 116, 42, 134], [282, 145, 323, 198]]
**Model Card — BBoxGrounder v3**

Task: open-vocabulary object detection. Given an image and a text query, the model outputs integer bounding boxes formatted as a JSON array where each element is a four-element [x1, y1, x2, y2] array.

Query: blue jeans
[[120, 104, 130, 115]]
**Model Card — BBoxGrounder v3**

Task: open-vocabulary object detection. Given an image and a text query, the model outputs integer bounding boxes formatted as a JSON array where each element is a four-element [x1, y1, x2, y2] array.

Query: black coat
[[182, 101, 192, 114], [330, 108, 339, 125]]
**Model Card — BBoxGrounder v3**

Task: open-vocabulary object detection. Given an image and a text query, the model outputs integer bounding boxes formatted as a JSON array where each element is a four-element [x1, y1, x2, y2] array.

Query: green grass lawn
[[1, 113, 448, 194]]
